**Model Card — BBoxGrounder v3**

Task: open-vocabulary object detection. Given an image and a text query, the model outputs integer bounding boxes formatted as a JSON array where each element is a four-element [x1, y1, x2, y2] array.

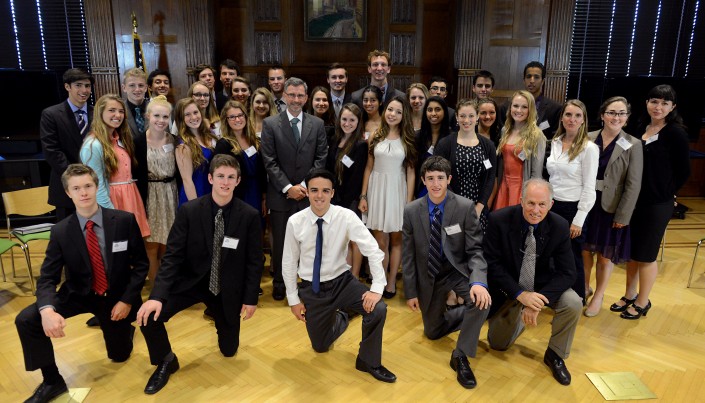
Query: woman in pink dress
[[80, 94, 150, 237]]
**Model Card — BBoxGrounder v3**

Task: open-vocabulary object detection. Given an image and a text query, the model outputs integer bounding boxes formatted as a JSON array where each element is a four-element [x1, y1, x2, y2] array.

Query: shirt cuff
[[369, 283, 385, 295], [300, 180, 307, 189], [514, 290, 524, 299], [39, 305, 56, 312], [282, 184, 293, 194], [470, 282, 488, 289], [572, 210, 588, 227]]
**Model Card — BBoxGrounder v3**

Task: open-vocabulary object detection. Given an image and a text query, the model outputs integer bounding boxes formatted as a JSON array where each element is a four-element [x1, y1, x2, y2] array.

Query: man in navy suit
[[137, 154, 263, 395], [15, 164, 149, 403], [40, 68, 94, 220], [327, 62, 351, 117]]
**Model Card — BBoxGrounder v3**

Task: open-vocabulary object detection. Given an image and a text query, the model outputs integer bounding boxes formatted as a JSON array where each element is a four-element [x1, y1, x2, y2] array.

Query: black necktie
[[75, 110, 87, 136], [428, 206, 443, 278], [313, 218, 324, 293], [134, 106, 145, 133], [519, 226, 536, 291], [290, 117, 301, 143], [209, 209, 224, 295]]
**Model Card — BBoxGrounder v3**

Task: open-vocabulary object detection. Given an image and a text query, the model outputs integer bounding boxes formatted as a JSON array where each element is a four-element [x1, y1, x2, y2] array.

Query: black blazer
[[213, 138, 267, 205], [484, 205, 576, 313], [35, 208, 148, 310], [325, 139, 368, 211], [434, 133, 497, 206], [132, 133, 149, 208], [150, 195, 263, 324], [215, 91, 229, 112], [40, 101, 93, 208]]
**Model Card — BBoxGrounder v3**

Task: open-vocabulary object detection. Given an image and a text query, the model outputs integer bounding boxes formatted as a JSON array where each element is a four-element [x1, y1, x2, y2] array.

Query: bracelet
[[360, 194, 367, 200]]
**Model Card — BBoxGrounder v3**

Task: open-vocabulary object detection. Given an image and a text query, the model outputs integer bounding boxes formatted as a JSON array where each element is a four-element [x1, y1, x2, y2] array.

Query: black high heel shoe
[[620, 300, 651, 320], [609, 295, 637, 312]]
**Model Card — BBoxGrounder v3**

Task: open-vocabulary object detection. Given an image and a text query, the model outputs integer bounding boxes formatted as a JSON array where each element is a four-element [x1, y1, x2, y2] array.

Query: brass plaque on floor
[[52, 388, 90, 402], [586, 372, 657, 400]]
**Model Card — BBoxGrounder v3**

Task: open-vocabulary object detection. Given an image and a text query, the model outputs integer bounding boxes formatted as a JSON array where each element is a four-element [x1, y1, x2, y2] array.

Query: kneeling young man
[[402, 156, 491, 389], [15, 164, 148, 403], [137, 154, 263, 394], [282, 168, 396, 383]]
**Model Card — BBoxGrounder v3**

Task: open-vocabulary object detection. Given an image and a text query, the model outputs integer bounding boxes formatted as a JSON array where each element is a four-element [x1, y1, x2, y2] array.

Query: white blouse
[[546, 137, 599, 227]]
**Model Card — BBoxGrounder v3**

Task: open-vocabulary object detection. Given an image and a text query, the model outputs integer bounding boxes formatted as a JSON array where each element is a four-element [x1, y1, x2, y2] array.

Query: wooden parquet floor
[[1, 198, 705, 402]]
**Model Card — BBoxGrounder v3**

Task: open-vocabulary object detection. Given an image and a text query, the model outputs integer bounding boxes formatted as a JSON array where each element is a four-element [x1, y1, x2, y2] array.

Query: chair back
[[2, 186, 55, 217]]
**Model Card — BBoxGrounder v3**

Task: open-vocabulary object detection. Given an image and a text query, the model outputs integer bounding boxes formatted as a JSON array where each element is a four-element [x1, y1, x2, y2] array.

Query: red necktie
[[86, 220, 108, 294]]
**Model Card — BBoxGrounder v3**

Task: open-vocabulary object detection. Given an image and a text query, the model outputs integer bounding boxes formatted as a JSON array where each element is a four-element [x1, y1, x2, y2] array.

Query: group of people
[[16, 49, 690, 402]]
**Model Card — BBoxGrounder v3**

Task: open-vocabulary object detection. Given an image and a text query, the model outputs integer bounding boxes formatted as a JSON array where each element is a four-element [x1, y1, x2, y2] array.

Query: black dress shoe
[[449, 355, 477, 389], [144, 355, 180, 394], [620, 300, 652, 320], [382, 289, 396, 299], [543, 348, 571, 385], [609, 295, 637, 312], [25, 379, 68, 403], [85, 316, 100, 327], [355, 356, 397, 383], [272, 286, 286, 301]]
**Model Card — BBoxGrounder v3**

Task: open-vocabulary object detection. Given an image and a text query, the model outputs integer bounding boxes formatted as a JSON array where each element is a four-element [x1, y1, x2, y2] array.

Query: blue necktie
[[428, 206, 443, 278], [313, 218, 323, 293], [75, 110, 87, 136]]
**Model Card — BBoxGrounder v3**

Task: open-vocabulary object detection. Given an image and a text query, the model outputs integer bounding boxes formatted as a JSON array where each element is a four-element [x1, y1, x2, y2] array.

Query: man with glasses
[[261, 77, 328, 301], [428, 76, 458, 131], [351, 50, 405, 107]]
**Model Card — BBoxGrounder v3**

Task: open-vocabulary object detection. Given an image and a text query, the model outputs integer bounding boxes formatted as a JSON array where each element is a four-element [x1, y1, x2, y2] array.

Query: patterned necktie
[[290, 117, 301, 143], [276, 99, 285, 113], [209, 209, 224, 295], [312, 218, 324, 293], [75, 110, 87, 136], [334, 99, 342, 115], [428, 206, 443, 278], [86, 220, 108, 295], [519, 226, 536, 291], [134, 106, 145, 133]]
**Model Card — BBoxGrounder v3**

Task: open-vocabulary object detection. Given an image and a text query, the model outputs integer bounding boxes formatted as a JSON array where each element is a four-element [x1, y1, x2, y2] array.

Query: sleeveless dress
[[366, 137, 406, 233], [108, 134, 150, 237], [494, 143, 524, 210], [456, 143, 488, 231], [178, 144, 213, 206], [583, 134, 631, 263], [145, 143, 178, 245]]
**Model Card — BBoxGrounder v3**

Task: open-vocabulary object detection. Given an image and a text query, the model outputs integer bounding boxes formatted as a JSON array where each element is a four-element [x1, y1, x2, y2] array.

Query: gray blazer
[[588, 130, 643, 224], [260, 111, 328, 211], [402, 191, 487, 312]]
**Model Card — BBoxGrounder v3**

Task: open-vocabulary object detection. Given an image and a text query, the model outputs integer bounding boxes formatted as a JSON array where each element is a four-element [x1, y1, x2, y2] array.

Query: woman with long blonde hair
[[187, 81, 221, 135], [80, 94, 150, 237], [493, 90, 546, 210], [250, 87, 277, 137]]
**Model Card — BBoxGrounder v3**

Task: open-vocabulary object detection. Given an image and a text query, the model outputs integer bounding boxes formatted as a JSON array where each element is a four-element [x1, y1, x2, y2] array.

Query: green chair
[[0, 238, 27, 284]]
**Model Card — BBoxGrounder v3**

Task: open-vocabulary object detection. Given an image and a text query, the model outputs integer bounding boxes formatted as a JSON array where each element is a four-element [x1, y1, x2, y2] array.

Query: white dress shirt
[[282, 205, 386, 305], [546, 137, 599, 227]]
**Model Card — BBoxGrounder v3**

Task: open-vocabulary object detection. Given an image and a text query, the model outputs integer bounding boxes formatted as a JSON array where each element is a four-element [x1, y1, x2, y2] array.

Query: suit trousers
[[298, 271, 387, 367], [420, 270, 489, 358], [15, 293, 137, 371], [487, 289, 582, 359], [140, 286, 241, 365], [270, 205, 305, 287]]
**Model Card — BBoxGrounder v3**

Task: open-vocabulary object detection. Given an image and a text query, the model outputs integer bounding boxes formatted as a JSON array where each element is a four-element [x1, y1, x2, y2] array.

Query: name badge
[[518, 150, 527, 161], [427, 145, 435, 155], [364, 131, 370, 141], [538, 120, 550, 131], [483, 159, 492, 169], [445, 223, 461, 235], [244, 146, 257, 157], [117, 139, 125, 149], [616, 137, 632, 150], [645, 133, 659, 145], [112, 240, 128, 252], [223, 236, 239, 249], [341, 155, 354, 168], [162, 143, 174, 153]]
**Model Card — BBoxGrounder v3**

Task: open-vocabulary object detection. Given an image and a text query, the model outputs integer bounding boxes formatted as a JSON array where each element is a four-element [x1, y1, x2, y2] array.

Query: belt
[[147, 176, 175, 183], [109, 179, 137, 185], [300, 272, 349, 292], [91, 290, 109, 297]]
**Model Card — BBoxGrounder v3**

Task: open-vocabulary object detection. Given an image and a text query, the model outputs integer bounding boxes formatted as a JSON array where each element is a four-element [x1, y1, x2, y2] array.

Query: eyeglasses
[[604, 111, 628, 117], [192, 92, 210, 99], [430, 86, 447, 93], [286, 93, 306, 99], [227, 113, 246, 121]]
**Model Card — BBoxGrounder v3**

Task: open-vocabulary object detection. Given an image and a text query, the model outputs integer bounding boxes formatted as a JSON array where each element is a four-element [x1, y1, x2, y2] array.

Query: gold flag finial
[[131, 12, 138, 33]]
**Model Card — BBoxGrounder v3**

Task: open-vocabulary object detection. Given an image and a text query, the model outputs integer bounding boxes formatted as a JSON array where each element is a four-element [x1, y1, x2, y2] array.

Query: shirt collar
[[306, 206, 333, 225], [286, 109, 303, 121], [77, 206, 104, 231], [427, 195, 447, 215], [67, 99, 88, 115]]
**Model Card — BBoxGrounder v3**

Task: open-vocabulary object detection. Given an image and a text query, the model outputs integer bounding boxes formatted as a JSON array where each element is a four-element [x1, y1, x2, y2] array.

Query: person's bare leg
[[386, 231, 402, 293], [624, 260, 657, 315], [585, 254, 613, 315], [582, 250, 595, 296]]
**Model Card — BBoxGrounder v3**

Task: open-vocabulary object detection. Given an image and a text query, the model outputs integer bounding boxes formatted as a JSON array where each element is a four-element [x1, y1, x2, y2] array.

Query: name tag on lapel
[[223, 236, 239, 249], [518, 150, 527, 161], [444, 224, 461, 235], [342, 155, 354, 167], [616, 137, 632, 150], [483, 159, 492, 169], [645, 134, 659, 145], [244, 146, 257, 157], [538, 120, 550, 131], [112, 240, 128, 252]]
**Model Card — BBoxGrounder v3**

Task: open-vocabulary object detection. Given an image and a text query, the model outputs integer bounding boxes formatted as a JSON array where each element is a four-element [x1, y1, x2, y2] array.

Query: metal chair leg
[[20, 245, 36, 294], [687, 239, 704, 288]]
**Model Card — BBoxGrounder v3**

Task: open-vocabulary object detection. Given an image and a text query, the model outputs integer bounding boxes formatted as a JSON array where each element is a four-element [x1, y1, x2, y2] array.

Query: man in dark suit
[[484, 179, 582, 386], [260, 77, 328, 301], [40, 68, 94, 220], [402, 156, 490, 389], [121, 67, 149, 206], [15, 164, 149, 403], [137, 154, 263, 395], [327, 62, 351, 117], [523, 61, 562, 140], [216, 59, 240, 111], [268, 65, 287, 112], [351, 50, 406, 107]]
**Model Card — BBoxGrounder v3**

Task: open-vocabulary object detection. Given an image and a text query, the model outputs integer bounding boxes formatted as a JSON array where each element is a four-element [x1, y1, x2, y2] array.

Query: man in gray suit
[[402, 156, 491, 389], [261, 77, 328, 300]]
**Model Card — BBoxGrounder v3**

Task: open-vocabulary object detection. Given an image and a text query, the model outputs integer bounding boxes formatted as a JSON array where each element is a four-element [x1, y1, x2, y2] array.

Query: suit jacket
[[485, 205, 575, 313], [125, 99, 149, 139], [260, 111, 328, 211], [351, 83, 406, 109], [215, 91, 229, 112], [35, 208, 148, 309], [150, 195, 263, 324], [132, 132, 149, 208], [536, 96, 562, 140], [587, 130, 643, 224], [40, 101, 93, 207], [402, 191, 487, 312]]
